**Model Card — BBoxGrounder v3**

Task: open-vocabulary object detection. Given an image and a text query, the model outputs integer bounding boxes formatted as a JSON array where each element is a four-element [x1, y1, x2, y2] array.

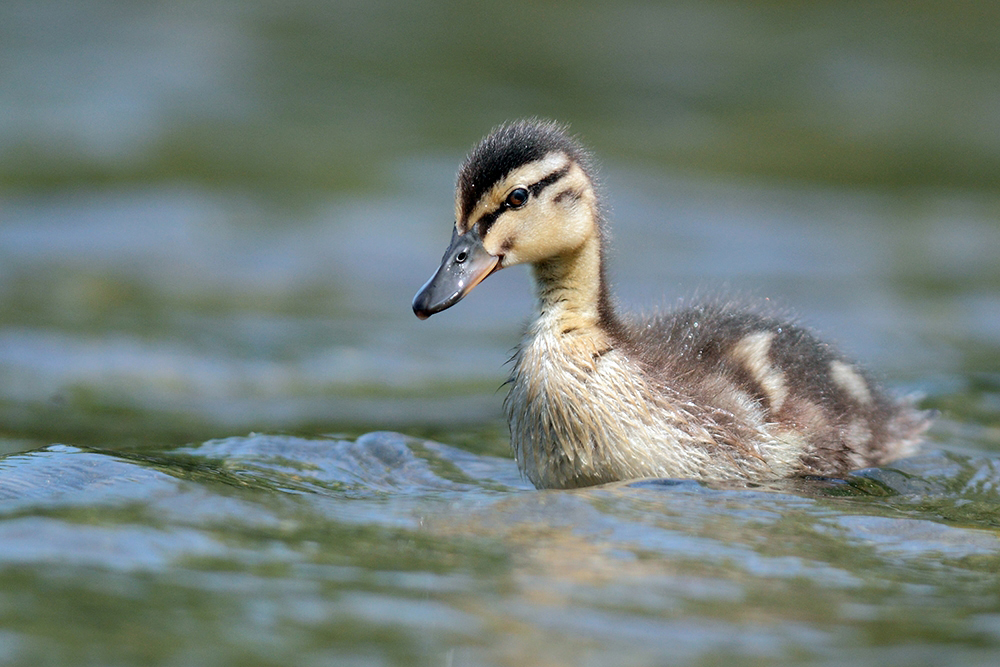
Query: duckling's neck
[[530, 234, 617, 336]]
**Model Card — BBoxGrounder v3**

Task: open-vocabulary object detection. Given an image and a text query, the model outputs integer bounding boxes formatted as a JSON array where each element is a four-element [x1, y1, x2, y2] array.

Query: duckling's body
[[413, 120, 929, 489]]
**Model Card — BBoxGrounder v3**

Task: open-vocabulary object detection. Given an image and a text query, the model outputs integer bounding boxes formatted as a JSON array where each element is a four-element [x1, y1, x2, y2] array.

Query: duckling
[[412, 120, 929, 489]]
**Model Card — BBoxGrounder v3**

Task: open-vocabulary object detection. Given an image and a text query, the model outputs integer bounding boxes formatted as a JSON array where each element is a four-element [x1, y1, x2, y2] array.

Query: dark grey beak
[[412, 226, 500, 319]]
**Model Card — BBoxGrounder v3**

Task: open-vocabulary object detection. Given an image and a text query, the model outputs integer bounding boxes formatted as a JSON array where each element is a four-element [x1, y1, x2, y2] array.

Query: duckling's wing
[[619, 303, 928, 474]]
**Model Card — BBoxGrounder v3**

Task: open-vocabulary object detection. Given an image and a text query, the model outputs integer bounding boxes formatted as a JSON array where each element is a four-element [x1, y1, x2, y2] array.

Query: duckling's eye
[[455, 250, 468, 263], [506, 188, 529, 209]]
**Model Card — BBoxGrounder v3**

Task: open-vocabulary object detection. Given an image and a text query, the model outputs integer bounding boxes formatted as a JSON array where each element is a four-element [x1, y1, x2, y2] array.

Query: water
[[1, 0, 1000, 664], [1, 434, 999, 665]]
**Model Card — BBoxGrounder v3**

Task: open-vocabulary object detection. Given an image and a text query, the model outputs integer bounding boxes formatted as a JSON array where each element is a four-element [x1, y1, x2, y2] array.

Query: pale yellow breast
[[505, 318, 798, 489]]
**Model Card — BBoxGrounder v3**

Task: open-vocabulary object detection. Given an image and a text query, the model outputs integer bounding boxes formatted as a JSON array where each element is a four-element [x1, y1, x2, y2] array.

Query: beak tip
[[412, 291, 436, 319]]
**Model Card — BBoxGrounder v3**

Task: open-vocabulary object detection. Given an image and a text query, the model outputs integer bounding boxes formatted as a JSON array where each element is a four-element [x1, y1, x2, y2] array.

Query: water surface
[[1, 434, 1000, 666]]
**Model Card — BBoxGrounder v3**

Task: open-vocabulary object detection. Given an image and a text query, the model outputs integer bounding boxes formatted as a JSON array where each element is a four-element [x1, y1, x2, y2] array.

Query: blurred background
[[2, 0, 999, 456]]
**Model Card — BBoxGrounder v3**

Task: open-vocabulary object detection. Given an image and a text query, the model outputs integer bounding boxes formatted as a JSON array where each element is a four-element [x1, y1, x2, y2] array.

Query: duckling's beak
[[412, 226, 500, 319]]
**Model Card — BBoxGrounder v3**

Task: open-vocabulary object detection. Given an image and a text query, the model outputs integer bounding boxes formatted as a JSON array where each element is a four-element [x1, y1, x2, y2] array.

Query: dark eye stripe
[[475, 165, 571, 236], [528, 165, 570, 197], [475, 208, 503, 236]]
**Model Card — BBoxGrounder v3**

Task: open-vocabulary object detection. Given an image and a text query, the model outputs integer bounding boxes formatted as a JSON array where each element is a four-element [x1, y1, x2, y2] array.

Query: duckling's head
[[412, 120, 600, 319]]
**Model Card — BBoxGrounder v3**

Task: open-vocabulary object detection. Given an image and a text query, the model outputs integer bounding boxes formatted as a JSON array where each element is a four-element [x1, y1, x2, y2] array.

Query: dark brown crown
[[456, 120, 593, 222]]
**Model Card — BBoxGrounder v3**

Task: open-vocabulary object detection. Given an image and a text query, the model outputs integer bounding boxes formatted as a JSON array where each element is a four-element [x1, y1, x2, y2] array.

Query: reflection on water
[[0, 433, 999, 665], [1, 0, 1000, 664]]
